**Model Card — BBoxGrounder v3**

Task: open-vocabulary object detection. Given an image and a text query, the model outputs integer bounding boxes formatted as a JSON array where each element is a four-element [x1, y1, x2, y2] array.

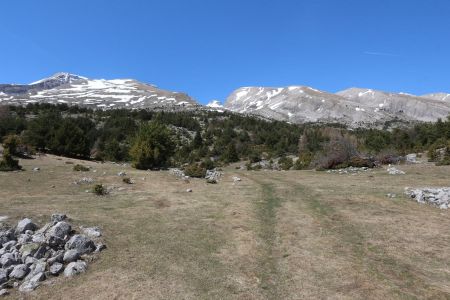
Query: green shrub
[[73, 164, 90, 172], [0, 149, 21, 172], [279, 156, 293, 170], [184, 163, 207, 178], [200, 158, 215, 170], [129, 122, 175, 170], [294, 152, 312, 170], [92, 184, 107, 196], [122, 177, 132, 184]]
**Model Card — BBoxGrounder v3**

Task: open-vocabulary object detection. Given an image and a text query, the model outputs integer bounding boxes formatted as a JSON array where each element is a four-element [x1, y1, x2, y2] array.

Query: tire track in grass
[[275, 175, 450, 299], [241, 175, 284, 299]]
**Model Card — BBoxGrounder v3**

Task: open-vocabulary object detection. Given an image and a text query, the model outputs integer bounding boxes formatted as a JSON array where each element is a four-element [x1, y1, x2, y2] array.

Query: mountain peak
[[30, 72, 88, 86]]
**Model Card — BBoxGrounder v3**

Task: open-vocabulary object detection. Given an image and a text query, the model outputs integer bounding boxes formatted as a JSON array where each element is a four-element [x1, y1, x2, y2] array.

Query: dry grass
[[0, 155, 449, 299]]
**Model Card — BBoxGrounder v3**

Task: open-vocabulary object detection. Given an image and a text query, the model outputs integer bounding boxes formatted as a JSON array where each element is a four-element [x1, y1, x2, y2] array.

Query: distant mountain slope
[[0, 73, 198, 109], [225, 86, 450, 126]]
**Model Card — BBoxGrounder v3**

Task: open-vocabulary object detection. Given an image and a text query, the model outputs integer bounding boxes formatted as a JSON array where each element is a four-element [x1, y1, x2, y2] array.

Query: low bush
[[73, 164, 90, 172], [184, 163, 207, 178], [0, 149, 22, 171], [279, 156, 294, 170], [92, 184, 107, 196]]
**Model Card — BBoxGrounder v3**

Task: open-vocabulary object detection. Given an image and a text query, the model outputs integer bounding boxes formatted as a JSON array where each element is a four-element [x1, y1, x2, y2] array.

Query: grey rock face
[[15, 218, 38, 235], [65, 235, 95, 255], [64, 261, 87, 277], [0, 73, 198, 110]]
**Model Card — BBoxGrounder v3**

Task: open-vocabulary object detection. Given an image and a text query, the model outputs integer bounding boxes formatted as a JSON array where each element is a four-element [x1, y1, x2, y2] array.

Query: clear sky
[[0, 0, 449, 104]]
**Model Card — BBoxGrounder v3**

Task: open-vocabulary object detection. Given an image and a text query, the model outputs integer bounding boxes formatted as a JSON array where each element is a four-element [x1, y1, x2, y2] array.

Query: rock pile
[[326, 167, 370, 175], [387, 165, 405, 175], [405, 187, 450, 209], [206, 169, 222, 183], [0, 214, 105, 294], [169, 168, 187, 179]]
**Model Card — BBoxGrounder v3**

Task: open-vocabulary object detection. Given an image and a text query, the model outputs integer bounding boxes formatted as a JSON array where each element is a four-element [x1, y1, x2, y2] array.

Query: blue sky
[[0, 0, 449, 104]]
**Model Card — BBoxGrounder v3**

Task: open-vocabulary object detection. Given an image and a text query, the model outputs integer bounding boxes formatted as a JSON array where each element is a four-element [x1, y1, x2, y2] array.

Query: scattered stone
[[405, 187, 450, 209], [169, 168, 185, 178], [64, 261, 87, 277], [49, 262, 64, 275], [94, 243, 107, 253], [386, 193, 396, 198], [117, 171, 127, 177], [186, 189, 193, 193], [47, 251, 64, 265], [387, 165, 405, 175], [206, 178, 217, 184], [232, 176, 241, 182], [81, 227, 102, 238], [46, 221, 71, 246], [32, 167, 40, 172], [406, 153, 418, 164], [0, 289, 9, 296], [326, 167, 370, 174], [0, 216, 8, 223], [1, 253, 18, 268], [74, 177, 94, 185]]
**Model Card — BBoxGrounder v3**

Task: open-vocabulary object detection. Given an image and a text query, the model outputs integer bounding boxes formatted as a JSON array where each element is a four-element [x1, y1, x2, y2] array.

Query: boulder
[[2, 240, 17, 251], [10, 264, 30, 280], [20, 243, 40, 260], [65, 235, 95, 255], [0, 269, 7, 285], [46, 221, 71, 247], [15, 218, 38, 235], [0, 230, 14, 247], [1, 253, 18, 268], [49, 262, 64, 276], [64, 261, 87, 277], [17, 233, 32, 244], [47, 251, 64, 265], [63, 249, 80, 263], [19, 272, 45, 292]]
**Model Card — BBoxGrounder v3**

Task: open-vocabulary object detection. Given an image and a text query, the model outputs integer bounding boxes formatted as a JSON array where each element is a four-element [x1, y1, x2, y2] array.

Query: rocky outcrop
[[405, 187, 450, 209], [0, 215, 106, 293]]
